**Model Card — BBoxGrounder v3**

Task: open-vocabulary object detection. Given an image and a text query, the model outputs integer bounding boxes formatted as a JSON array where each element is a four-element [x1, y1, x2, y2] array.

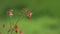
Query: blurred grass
[[0, 0, 60, 34]]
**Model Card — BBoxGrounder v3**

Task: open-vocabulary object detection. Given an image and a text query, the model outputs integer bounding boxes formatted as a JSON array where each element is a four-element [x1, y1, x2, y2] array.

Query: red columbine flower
[[20, 30, 23, 34], [8, 9, 13, 16], [14, 25, 18, 33], [27, 10, 32, 20]]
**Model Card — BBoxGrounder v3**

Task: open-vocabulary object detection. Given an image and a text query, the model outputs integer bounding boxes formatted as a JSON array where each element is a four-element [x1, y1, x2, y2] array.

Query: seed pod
[[2, 23, 5, 28], [15, 30, 18, 33]]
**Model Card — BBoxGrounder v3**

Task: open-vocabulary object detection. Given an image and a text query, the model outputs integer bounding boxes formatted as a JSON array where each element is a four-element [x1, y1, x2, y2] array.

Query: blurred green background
[[0, 0, 60, 34]]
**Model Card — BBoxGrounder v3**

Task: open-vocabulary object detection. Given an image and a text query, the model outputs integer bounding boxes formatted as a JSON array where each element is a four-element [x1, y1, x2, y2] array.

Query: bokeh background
[[0, 0, 60, 34]]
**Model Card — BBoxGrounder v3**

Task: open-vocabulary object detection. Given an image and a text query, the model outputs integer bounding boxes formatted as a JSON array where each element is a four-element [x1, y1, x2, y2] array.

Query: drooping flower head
[[14, 25, 18, 33], [27, 10, 32, 20], [20, 30, 23, 34], [8, 9, 13, 16]]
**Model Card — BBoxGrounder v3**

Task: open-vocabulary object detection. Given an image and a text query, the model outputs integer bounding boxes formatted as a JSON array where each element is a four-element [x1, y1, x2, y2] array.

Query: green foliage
[[0, 0, 60, 34]]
